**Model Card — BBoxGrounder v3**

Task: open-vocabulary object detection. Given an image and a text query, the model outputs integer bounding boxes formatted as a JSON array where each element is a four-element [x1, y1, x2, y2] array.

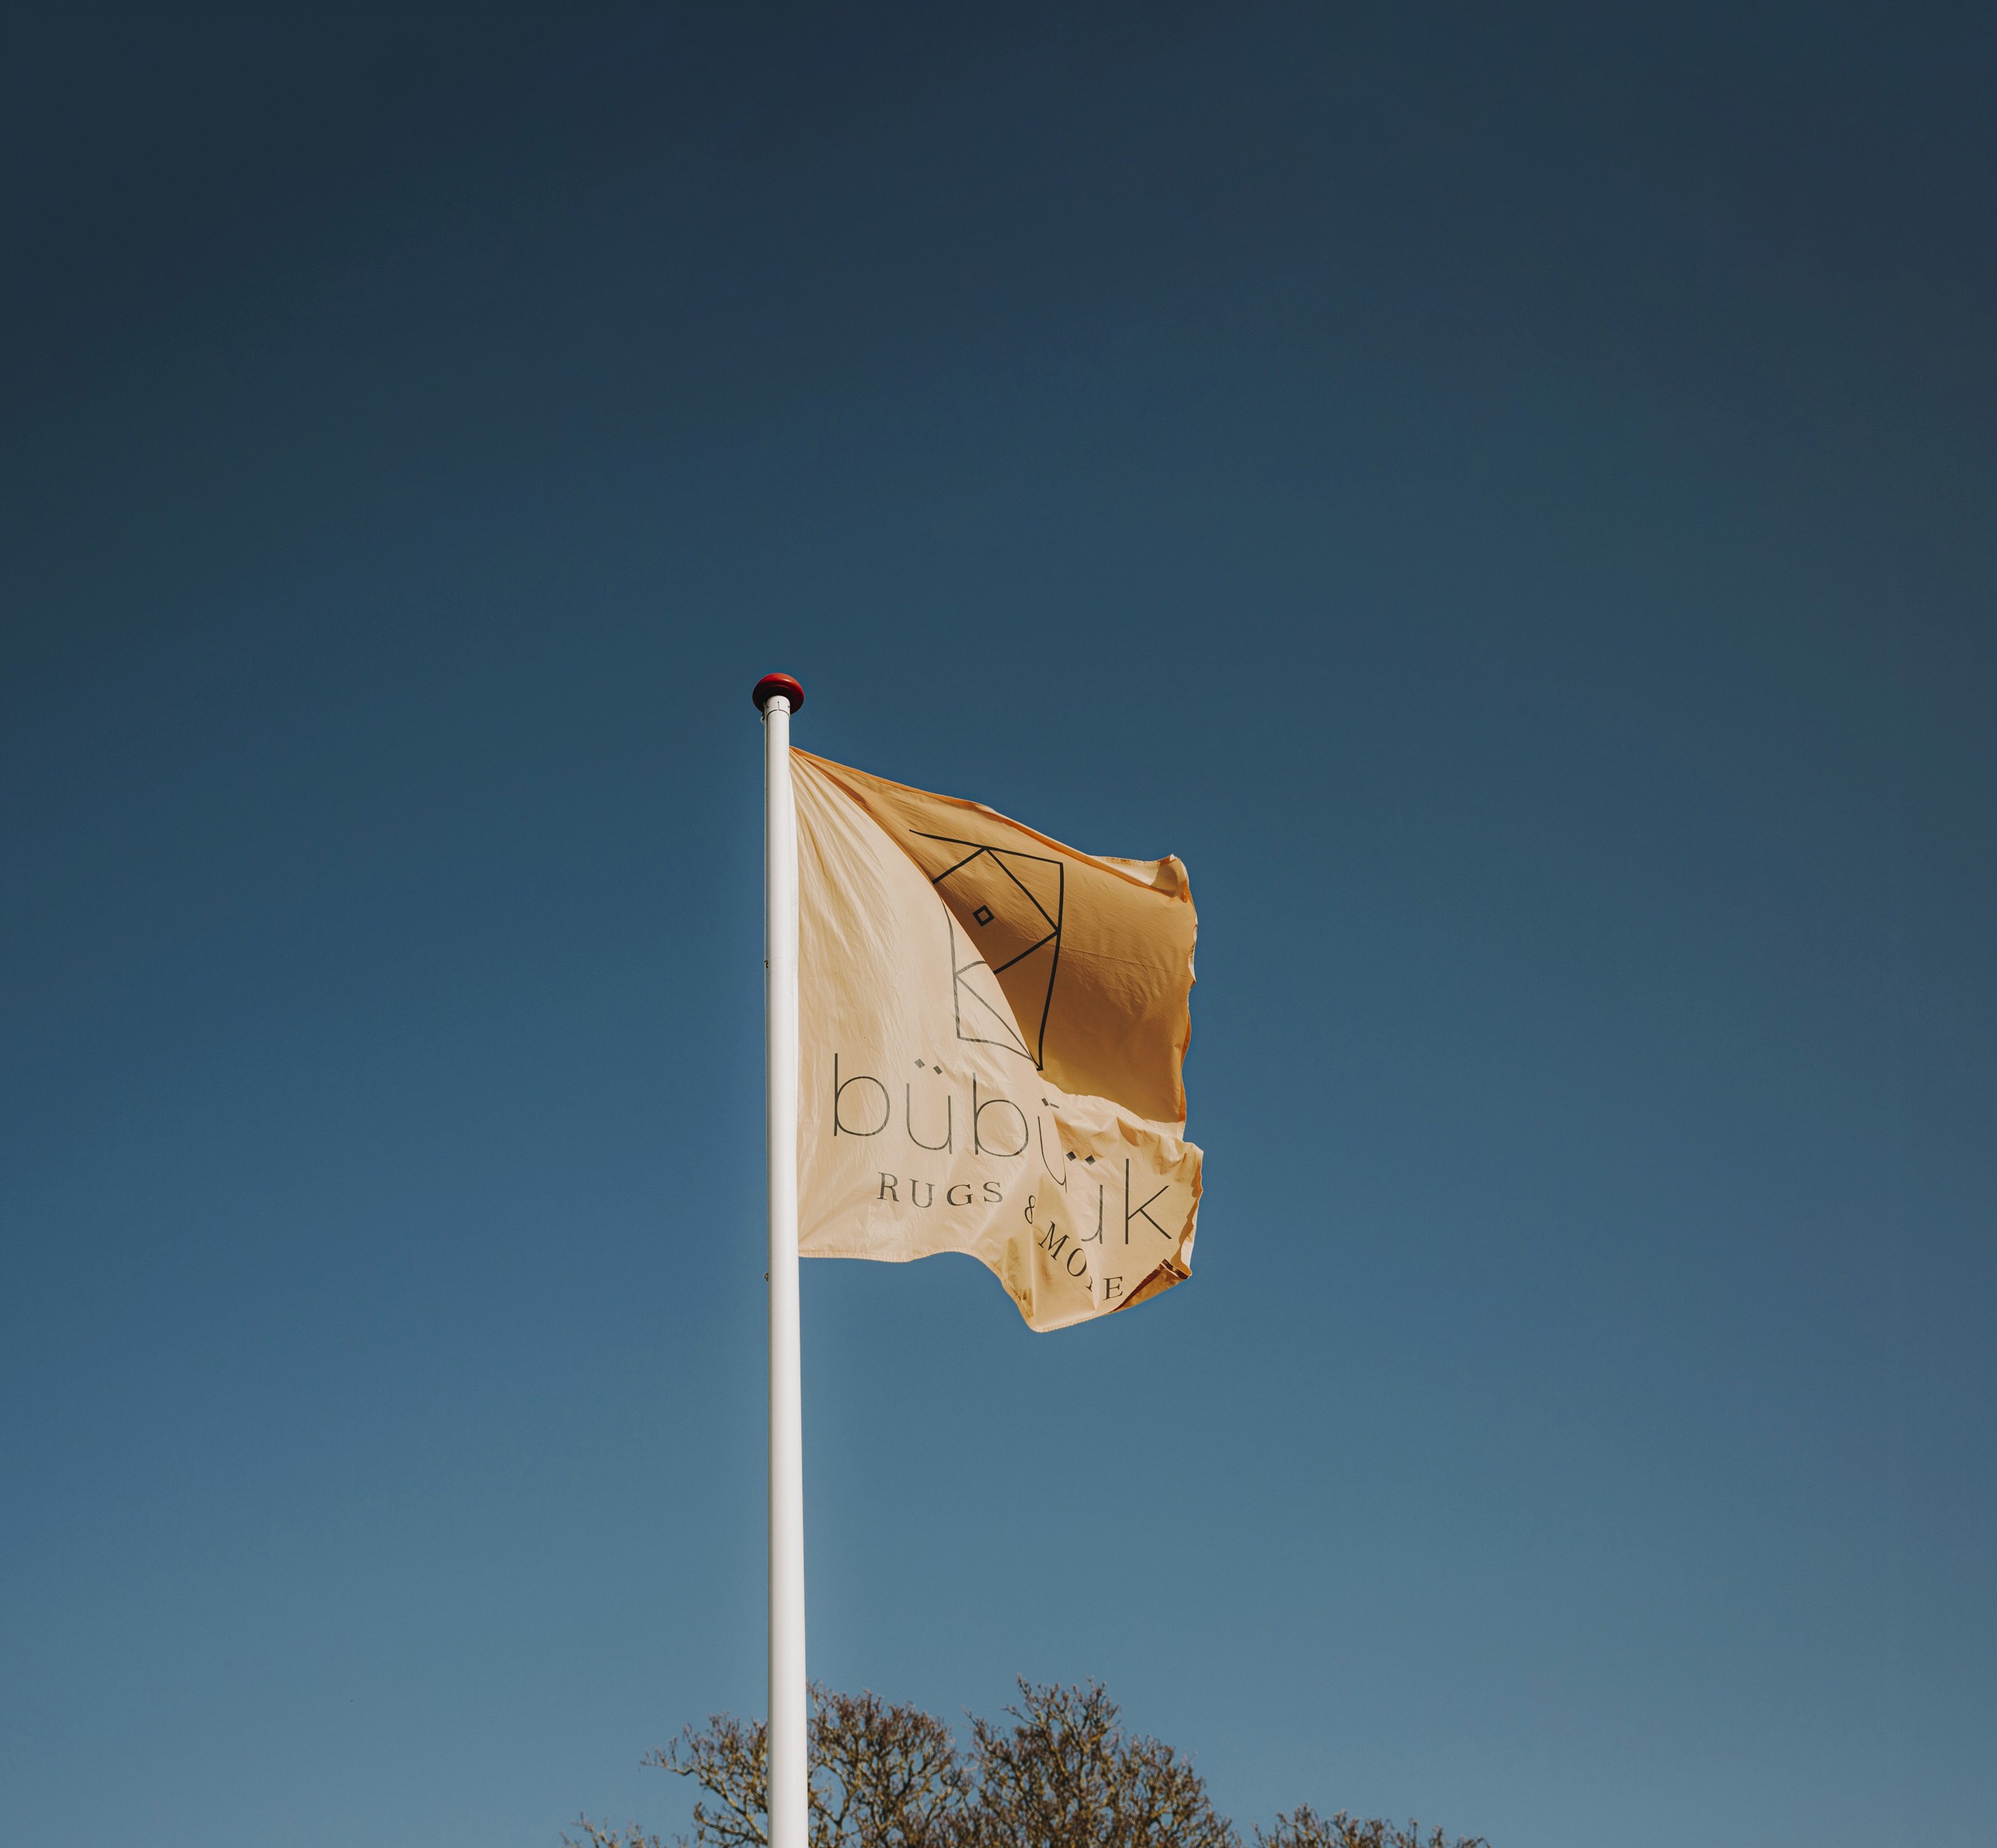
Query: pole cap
[[752, 672, 805, 714]]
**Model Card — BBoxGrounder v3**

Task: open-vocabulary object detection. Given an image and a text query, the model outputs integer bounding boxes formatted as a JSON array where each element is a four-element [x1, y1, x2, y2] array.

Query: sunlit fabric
[[794, 750, 1201, 1330]]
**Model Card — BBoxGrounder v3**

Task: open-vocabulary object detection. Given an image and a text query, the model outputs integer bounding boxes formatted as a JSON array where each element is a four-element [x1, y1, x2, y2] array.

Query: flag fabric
[[792, 749, 1201, 1332]]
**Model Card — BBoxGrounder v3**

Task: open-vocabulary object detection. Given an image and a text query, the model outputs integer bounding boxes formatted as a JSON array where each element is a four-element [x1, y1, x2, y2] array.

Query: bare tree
[[571, 1687, 966, 1848], [563, 1824, 669, 1848], [806, 1686, 968, 1848], [1256, 1804, 1489, 1848], [958, 1679, 1237, 1848], [649, 1709, 769, 1848], [566, 1681, 1487, 1848]]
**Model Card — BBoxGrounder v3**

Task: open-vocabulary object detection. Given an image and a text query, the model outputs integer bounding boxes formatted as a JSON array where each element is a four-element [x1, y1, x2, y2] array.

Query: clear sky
[[2, 7, 1992, 1846]]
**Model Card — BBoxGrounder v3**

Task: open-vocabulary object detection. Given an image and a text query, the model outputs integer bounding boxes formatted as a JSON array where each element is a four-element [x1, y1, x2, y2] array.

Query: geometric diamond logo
[[915, 830, 1065, 1069]]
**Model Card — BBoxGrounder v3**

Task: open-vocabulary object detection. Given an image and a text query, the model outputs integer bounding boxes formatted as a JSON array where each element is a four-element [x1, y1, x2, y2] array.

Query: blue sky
[[2, 7, 1992, 1846]]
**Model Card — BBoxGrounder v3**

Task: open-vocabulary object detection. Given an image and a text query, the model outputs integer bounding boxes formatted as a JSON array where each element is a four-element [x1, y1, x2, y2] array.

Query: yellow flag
[[794, 749, 1201, 1331]]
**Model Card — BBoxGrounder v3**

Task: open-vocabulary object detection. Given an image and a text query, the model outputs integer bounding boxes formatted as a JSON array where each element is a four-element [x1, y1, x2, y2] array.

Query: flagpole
[[753, 672, 808, 1848]]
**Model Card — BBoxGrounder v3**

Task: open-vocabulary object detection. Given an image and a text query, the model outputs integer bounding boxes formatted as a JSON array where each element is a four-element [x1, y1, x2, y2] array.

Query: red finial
[[752, 672, 805, 714]]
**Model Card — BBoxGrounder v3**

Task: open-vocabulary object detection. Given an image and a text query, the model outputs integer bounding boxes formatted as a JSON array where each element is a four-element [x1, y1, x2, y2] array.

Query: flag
[[793, 749, 1201, 1331]]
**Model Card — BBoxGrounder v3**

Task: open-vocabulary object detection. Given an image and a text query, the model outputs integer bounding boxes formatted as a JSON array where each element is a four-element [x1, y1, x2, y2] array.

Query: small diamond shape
[[972, 904, 995, 926]]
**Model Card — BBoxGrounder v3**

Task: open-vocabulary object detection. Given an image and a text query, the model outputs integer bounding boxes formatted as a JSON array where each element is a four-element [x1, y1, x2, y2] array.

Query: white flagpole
[[754, 672, 808, 1848]]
